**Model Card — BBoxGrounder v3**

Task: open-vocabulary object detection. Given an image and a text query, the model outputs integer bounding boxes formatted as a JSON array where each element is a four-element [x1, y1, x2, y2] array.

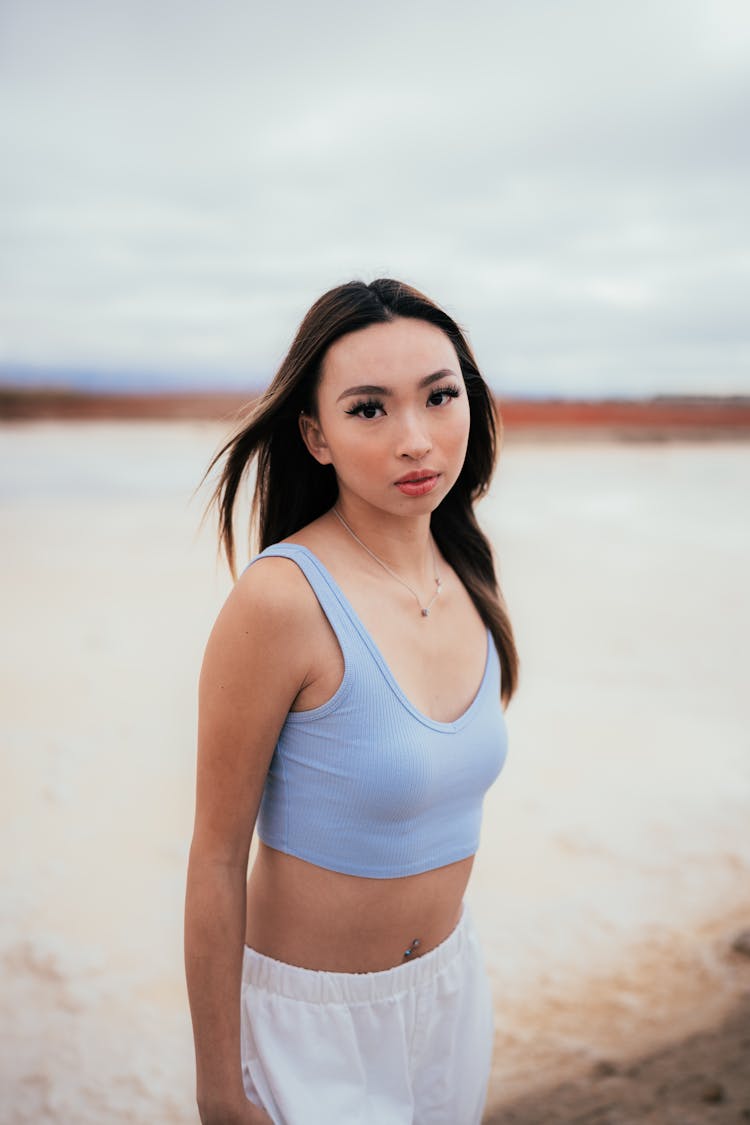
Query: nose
[[396, 411, 432, 461]]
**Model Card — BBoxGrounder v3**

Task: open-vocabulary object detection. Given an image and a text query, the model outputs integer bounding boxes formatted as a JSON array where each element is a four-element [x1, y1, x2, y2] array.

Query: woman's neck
[[331, 498, 436, 589]]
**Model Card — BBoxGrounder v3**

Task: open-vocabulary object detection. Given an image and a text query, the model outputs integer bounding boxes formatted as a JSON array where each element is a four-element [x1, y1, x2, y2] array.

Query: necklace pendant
[[331, 507, 442, 620]]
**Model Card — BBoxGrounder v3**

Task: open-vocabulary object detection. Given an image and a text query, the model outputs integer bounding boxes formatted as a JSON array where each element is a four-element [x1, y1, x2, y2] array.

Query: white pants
[[240, 901, 494, 1124]]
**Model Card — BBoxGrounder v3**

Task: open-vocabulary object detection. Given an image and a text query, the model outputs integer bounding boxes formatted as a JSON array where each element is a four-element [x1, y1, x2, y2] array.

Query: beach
[[1, 421, 749, 1123]]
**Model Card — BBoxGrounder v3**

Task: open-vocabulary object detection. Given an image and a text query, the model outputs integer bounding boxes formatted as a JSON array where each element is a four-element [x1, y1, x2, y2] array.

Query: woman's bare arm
[[184, 559, 315, 1123]]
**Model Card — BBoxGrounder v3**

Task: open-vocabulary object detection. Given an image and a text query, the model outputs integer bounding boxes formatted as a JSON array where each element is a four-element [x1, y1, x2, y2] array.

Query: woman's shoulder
[[235, 521, 346, 627], [200, 553, 320, 731], [234, 547, 321, 627], [200, 553, 321, 693]]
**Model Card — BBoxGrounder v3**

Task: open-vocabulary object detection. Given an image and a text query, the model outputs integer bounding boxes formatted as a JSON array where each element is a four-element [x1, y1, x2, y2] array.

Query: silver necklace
[[332, 506, 442, 617]]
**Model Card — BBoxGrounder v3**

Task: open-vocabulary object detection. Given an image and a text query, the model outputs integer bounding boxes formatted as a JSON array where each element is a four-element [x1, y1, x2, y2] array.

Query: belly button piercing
[[403, 938, 421, 959]]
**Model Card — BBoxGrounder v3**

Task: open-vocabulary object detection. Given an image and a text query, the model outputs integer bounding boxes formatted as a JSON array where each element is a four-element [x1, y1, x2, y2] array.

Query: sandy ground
[[487, 984, 750, 1124], [1, 421, 748, 1123]]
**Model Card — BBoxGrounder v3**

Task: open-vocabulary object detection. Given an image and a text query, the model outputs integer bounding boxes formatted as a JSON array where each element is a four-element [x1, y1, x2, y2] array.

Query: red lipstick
[[394, 470, 440, 497]]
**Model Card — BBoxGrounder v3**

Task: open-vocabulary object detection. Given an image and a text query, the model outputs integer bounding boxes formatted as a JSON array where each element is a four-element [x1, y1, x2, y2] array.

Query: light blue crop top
[[243, 543, 509, 878]]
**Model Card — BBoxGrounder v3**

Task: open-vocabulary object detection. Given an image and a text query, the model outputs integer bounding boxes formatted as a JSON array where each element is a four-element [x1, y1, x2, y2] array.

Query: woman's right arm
[[184, 559, 313, 1124]]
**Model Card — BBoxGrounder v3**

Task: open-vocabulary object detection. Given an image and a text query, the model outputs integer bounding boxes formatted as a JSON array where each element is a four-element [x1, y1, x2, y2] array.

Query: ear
[[298, 411, 333, 466]]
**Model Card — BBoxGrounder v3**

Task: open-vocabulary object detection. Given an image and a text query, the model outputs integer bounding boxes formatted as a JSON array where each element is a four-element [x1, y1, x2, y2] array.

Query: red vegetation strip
[[1, 388, 750, 430]]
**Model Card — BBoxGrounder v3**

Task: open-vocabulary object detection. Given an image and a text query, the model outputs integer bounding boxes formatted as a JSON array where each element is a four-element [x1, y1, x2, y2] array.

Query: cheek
[[326, 425, 384, 479], [343, 443, 380, 476], [443, 401, 472, 457]]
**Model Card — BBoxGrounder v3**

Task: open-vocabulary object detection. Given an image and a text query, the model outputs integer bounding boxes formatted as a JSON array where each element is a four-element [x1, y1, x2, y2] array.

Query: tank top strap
[[242, 542, 362, 657]]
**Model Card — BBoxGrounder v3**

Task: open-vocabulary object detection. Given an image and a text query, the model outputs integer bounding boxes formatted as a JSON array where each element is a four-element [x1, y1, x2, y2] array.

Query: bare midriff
[[244, 841, 475, 972]]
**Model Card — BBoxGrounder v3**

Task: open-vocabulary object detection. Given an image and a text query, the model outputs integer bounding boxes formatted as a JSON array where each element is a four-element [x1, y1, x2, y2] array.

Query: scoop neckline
[[277, 541, 494, 733]]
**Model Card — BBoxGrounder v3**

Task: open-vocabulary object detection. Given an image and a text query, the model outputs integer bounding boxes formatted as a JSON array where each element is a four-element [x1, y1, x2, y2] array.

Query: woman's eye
[[345, 387, 460, 417], [428, 386, 461, 407], [345, 399, 386, 419]]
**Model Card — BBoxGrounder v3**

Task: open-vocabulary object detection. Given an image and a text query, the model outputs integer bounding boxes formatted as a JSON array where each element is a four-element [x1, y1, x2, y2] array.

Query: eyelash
[[344, 384, 461, 418]]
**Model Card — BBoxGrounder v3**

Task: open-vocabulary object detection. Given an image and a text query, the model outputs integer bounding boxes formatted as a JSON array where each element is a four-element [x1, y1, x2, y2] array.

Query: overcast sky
[[1, 0, 748, 397]]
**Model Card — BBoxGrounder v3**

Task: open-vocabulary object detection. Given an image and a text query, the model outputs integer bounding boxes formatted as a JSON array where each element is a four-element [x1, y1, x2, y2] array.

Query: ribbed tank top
[[243, 543, 509, 878]]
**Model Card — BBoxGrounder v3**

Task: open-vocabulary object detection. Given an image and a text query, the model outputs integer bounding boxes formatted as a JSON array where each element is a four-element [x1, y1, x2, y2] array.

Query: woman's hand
[[241, 1105, 274, 1125], [199, 1100, 274, 1125]]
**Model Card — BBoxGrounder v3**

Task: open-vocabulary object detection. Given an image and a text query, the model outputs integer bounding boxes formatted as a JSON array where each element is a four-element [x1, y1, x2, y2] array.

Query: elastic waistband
[[242, 900, 474, 1005]]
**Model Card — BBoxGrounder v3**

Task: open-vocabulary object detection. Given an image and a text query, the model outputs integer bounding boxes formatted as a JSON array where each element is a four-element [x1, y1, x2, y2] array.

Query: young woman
[[184, 278, 519, 1125]]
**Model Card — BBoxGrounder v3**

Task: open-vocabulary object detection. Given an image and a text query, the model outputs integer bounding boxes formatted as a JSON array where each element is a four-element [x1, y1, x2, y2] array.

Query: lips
[[394, 470, 440, 497], [394, 469, 439, 485]]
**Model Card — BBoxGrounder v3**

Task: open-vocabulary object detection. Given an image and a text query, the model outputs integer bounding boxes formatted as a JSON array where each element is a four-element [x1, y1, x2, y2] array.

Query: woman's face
[[300, 316, 471, 518]]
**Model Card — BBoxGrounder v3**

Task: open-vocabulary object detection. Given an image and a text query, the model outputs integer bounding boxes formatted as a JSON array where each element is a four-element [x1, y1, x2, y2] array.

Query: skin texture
[[186, 316, 490, 1120]]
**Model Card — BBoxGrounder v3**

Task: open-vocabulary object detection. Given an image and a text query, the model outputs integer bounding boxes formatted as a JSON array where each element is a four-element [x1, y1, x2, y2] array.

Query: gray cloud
[[1, 0, 748, 394]]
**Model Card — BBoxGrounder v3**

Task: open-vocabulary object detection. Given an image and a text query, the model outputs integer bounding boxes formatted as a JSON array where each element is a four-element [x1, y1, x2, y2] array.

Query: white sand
[[1, 421, 748, 1122]]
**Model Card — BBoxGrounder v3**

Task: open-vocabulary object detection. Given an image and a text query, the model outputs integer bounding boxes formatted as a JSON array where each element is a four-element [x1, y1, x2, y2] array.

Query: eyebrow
[[336, 368, 460, 402]]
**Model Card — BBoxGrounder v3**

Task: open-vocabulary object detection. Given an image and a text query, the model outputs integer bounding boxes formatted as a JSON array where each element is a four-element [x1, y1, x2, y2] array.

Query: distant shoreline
[[1, 387, 749, 439]]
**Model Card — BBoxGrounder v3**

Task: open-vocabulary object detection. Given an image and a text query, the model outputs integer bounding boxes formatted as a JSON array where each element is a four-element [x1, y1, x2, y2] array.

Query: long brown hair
[[200, 278, 519, 705]]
